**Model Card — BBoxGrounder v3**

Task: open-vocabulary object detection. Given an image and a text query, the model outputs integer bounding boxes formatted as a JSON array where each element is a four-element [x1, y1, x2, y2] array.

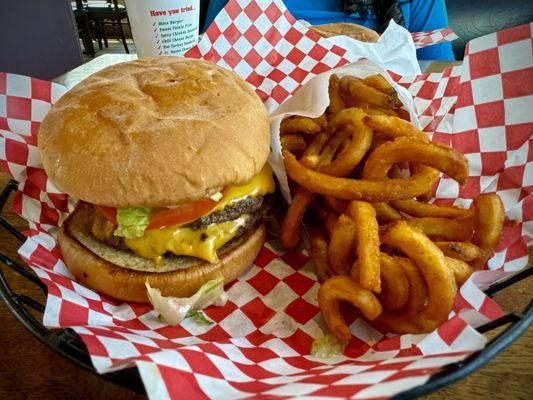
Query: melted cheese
[[124, 165, 275, 264], [125, 216, 247, 264], [212, 164, 276, 212]]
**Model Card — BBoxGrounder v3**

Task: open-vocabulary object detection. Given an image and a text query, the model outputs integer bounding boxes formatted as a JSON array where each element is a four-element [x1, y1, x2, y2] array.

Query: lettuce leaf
[[114, 207, 149, 239], [146, 278, 227, 326], [311, 334, 346, 358], [192, 277, 228, 309], [186, 310, 214, 325]]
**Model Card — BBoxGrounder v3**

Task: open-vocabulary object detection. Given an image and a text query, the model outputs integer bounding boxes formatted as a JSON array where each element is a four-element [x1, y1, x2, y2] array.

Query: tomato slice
[[94, 193, 222, 230], [95, 205, 117, 222], [147, 198, 218, 230]]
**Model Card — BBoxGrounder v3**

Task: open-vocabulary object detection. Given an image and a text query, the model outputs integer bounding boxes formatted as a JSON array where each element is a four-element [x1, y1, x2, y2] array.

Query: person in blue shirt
[[203, 0, 455, 60]]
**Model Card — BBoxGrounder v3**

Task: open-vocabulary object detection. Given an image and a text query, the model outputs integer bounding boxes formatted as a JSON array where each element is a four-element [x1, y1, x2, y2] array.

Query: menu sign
[[125, 0, 200, 56]]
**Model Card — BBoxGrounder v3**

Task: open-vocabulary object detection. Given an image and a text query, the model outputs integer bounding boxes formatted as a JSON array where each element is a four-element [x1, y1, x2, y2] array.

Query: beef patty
[[185, 195, 264, 229]]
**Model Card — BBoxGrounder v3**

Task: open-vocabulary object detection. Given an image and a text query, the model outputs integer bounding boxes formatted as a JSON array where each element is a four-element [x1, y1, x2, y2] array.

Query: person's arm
[[202, 0, 229, 33], [408, 0, 455, 60]]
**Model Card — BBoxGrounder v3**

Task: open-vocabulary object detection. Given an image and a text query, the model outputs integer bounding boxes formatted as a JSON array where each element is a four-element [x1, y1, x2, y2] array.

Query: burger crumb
[[200, 233, 208, 241]]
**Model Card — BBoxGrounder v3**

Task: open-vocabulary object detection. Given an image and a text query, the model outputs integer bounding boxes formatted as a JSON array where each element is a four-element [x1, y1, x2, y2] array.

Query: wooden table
[[1, 56, 532, 399]]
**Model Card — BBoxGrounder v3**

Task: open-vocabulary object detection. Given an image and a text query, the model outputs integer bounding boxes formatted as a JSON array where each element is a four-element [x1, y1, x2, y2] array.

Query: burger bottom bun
[[58, 218, 266, 303]]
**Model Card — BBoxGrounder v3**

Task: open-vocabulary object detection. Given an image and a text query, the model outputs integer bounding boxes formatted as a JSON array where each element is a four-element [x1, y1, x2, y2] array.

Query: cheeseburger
[[38, 57, 274, 303]]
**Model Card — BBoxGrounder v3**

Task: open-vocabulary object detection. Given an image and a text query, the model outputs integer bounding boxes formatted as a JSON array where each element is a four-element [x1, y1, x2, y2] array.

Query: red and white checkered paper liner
[[411, 28, 458, 48], [1, 0, 531, 397]]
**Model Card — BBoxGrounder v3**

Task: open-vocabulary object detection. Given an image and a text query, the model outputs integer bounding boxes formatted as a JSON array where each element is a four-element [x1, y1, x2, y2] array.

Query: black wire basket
[[0, 179, 531, 398]]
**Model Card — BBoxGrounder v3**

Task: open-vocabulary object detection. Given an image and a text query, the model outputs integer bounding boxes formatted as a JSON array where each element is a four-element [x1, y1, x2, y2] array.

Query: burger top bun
[[311, 23, 380, 43], [38, 57, 270, 207]]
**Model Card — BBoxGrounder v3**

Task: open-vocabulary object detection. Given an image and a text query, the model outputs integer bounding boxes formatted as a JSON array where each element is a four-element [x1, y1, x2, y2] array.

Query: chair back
[[85, 0, 125, 18]]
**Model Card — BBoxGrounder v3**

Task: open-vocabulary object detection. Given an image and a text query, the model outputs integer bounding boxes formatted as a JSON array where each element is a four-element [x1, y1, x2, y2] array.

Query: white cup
[[125, 0, 200, 57]]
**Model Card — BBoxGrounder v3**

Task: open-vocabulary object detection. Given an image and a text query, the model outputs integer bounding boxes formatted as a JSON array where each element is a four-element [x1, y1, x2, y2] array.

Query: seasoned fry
[[391, 199, 474, 219], [471, 194, 505, 268], [358, 103, 398, 116], [372, 202, 403, 224], [283, 150, 440, 202], [300, 130, 332, 169], [318, 276, 382, 341], [327, 74, 346, 114], [318, 108, 373, 177], [317, 130, 351, 165], [362, 138, 468, 185], [347, 201, 381, 293], [404, 217, 474, 241], [280, 115, 324, 135], [329, 215, 357, 276], [375, 221, 457, 334], [340, 76, 395, 109], [280, 134, 307, 153], [363, 74, 396, 95], [338, 137, 351, 154], [324, 107, 362, 133], [280, 187, 314, 250], [378, 253, 409, 311], [435, 242, 484, 263], [363, 115, 429, 142], [308, 222, 334, 282], [445, 257, 473, 286], [395, 256, 426, 312]]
